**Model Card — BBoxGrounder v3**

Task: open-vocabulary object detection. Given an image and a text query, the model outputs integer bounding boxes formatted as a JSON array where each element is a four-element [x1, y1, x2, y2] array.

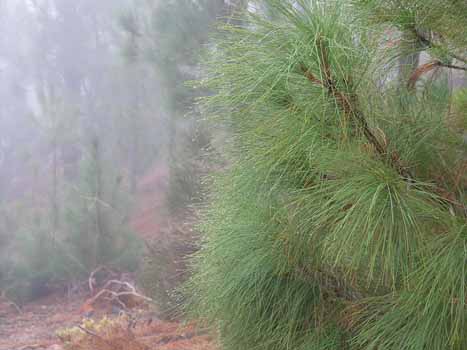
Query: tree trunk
[[92, 137, 104, 266], [51, 134, 59, 246]]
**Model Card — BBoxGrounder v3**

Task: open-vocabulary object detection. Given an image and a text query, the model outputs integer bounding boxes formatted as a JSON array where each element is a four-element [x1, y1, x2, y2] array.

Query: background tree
[[0, 0, 165, 301], [190, 1, 467, 349], [119, 0, 248, 318]]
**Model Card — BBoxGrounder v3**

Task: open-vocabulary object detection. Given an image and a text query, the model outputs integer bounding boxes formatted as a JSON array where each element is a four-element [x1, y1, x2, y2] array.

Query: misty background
[[0, 0, 246, 314]]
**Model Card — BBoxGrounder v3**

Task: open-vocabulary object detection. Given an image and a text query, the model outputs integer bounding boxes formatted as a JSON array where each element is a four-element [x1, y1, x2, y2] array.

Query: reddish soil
[[0, 294, 215, 350], [0, 293, 83, 349], [131, 163, 170, 241]]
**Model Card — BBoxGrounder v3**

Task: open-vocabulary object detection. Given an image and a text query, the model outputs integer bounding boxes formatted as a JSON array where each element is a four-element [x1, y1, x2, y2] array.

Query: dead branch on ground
[[0, 289, 22, 314], [88, 266, 119, 294], [82, 279, 153, 312]]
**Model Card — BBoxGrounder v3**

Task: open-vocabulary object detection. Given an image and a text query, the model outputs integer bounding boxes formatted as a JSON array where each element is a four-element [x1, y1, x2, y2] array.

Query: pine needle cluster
[[189, 1, 467, 349]]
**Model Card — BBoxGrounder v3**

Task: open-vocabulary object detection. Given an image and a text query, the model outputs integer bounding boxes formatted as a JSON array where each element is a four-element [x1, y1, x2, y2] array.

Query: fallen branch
[[88, 266, 118, 294], [0, 290, 22, 314], [81, 279, 153, 312]]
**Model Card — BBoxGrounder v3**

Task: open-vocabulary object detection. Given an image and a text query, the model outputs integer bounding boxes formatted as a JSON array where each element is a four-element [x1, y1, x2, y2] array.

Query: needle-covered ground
[[0, 294, 215, 350], [0, 292, 82, 349]]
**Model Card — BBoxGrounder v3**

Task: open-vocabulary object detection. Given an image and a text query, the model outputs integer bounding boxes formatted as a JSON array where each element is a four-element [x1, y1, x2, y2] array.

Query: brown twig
[[407, 61, 442, 90], [408, 60, 467, 90]]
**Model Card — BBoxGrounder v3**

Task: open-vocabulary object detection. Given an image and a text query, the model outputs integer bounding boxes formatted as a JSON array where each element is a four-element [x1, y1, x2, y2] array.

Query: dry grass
[[57, 315, 216, 350]]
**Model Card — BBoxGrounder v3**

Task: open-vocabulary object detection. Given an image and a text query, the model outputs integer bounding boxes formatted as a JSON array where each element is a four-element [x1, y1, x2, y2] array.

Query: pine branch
[[292, 265, 365, 302], [302, 39, 467, 217], [301, 36, 412, 180], [407, 61, 442, 90], [414, 29, 467, 65], [408, 60, 467, 90], [439, 63, 467, 71]]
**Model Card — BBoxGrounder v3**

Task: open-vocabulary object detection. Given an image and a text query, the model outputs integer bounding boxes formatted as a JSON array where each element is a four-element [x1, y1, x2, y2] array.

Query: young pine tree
[[65, 138, 142, 273], [190, 1, 467, 349]]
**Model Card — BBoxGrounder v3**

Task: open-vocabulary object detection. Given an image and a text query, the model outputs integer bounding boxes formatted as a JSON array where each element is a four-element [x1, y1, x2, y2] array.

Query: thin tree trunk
[[93, 137, 104, 265], [130, 115, 138, 194], [51, 134, 58, 245]]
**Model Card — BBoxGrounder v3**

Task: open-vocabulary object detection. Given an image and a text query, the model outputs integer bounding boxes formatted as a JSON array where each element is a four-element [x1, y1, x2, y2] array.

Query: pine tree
[[65, 136, 142, 273], [190, 1, 467, 349], [121, 0, 247, 317], [121, 0, 244, 214]]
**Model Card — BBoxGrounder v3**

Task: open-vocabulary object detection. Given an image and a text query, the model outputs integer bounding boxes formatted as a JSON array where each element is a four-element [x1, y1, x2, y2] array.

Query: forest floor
[[0, 163, 215, 350], [0, 293, 216, 350], [131, 162, 170, 241], [0, 292, 81, 349]]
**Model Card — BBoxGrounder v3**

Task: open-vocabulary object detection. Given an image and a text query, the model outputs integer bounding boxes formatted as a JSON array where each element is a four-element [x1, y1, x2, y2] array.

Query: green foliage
[[121, 0, 222, 212], [355, 0, 467, 62], [139, 251, 174, 317], [64, 141, 143, 273], [166, 124, 212, 215], [0, 0, 156, 302], [189, 1, 467, 349], [452, 88, 467, 133], [122, 1, 231, 317], [0, 204, 77, 303], [122, 0, 226, 113], [139, 239, 191, 319], [0, 143, 143, 302]]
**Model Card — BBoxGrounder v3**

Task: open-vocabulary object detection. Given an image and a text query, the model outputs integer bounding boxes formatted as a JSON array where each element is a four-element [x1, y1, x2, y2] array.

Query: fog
[[0, 0, 245, 320]]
